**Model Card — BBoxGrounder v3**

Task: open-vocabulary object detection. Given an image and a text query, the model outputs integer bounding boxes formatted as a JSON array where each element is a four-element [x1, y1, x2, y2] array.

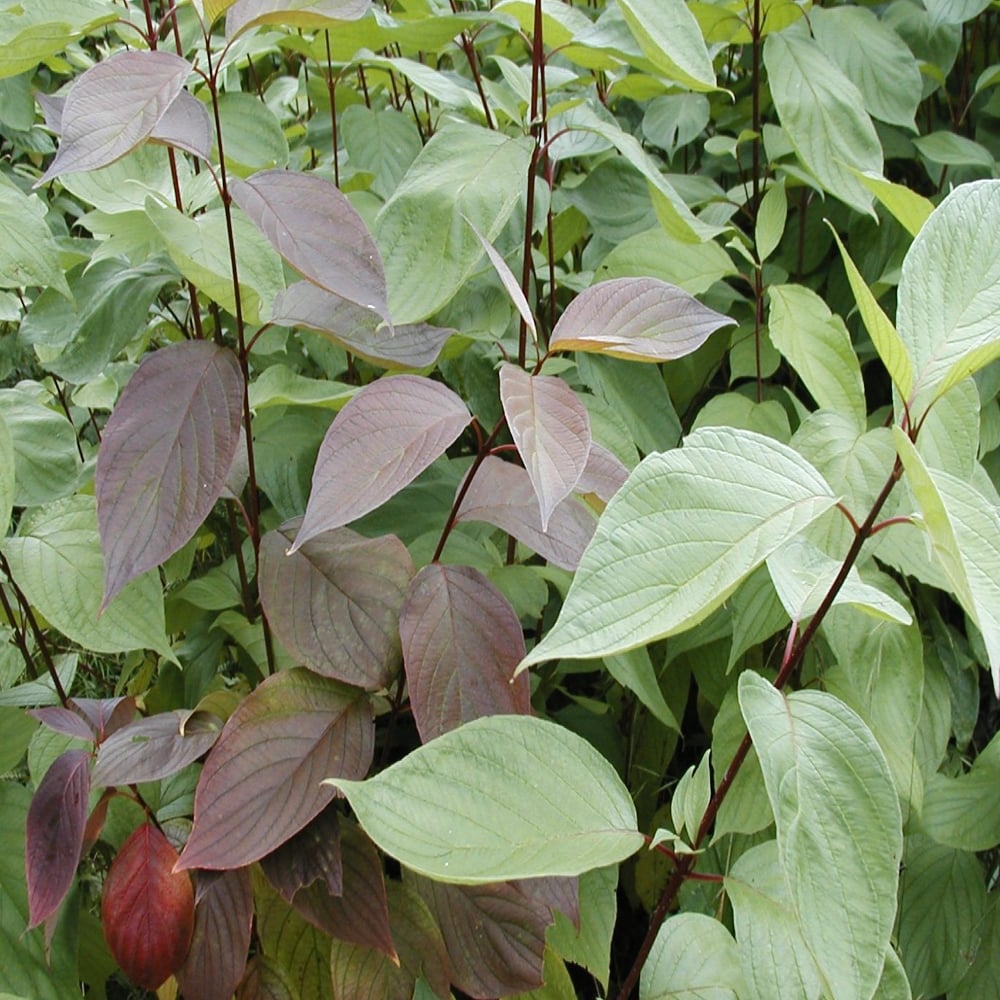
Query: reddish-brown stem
[[0, 580, 38, 679]]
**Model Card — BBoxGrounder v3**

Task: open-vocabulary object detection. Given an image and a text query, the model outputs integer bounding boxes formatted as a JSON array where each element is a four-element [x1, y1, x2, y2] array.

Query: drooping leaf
[[226, 0, 371, 38], [175, 869, 254, 1000], [2, 497, 173, 660], [38, 51, 191, 184], [28, 706, 95, 741], [764, 25, 882, 215], [0, 656, 78, 709], [617, 0, 716, 91], [91, 711, 222, 787], [413, 875, 550, 996], [455, 456, 596, 570], [292, 376, 470, 550], [0, 177, 71, 298], [500, 364, 591, 530], [326, 714, 643, 883], [101, 823, 194, 991], [897, 180, 1000, 415], [259, 521, 413, 690], [149, 89, 213, 161], [72, 696, 135, 741], [176, 669, 374, 871], [549, 277, 734, 361], [96, 340, 244, 607], [468, 221, 536, 342], [519, 427, 836, 669], [231, 170, 388, 323], [399, 564, 531, 743], [604, 648, 679, 732], [260, 807, 342, 902], [25, 749, 90, 928], [577, 442, 629, 504], [738, 671, 903, 1000]]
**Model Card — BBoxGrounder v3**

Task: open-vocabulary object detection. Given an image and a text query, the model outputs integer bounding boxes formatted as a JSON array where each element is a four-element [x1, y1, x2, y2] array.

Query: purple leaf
[[499, 364, 591, 530], [28, 706, 95, 741], [577, 442, 629, 503], [412, 875, 550, 997], [260, 522, 414, 691], [287, 819, 395, 958], [91, 710, 223, 787], [175, 668, 374, 871], [272, 282, 454, 370], [176, 868, 254, 1000], [71, 696, 137, 741], [230, 170, 389, 324], [466, 220, 536, 340], [399, 564, 530, 743], [226, 0, 372, 39], [260, 806, 342, 902], [150, 89, 213, 161], [549, 277, 735, 361], [96, 341, 244, 607], [26, 749, 91, 928], [38, 51, 191, 184], [513, 876, 580, 930], [455, 456, 596, 570], [36, 93, 65, 133], [292, 376, 470, 551]]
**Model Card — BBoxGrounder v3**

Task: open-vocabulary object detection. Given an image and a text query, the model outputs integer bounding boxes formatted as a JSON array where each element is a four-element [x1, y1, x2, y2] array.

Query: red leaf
[[271, 282, 454, 370], [176, 867, 254, 1000], [71, 696, 137, 741], [91, 710, 222, 787], [261, 806, 342, 902], [499, 364, 591, 530], [292, 376, 470, 551], [259, 522, 413, 690], [26, 748, 91, 928], [455, 456, 596, 570], [28, 705, 95, 741], [102, 822, 195, 991], [400, 564, 530, 743], [231, 170, 390, 324], [175, 669, 374, 871], [96, 341, 244, 607], [549, 276, 735, 361], [38, 51, 191, 184]]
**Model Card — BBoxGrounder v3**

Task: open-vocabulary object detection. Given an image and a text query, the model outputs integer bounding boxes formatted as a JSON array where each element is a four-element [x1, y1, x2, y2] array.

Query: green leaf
[[0, 413, 13, 535], [0, 177, 71, 298], [547, 866, 617, 990], [341, 105, 422, 202], [755, 179, 786, 263], [952, 891, 1000, 1000], [764, 25, 882, 215], [374, 123, 533, 324], [768, 283, 866, 429], [897, 180, 1000, 415], [914, 130, 996, 169], [215, 92, 288, 175], [1, 496, 173, 660], [617, 0, 716, 92], [640, 912, 746, 999], [519, 427, 836, 669], [854, 173, 934, 237], [738, 672, 902, 1000], [326, 715, 643, 883], [604, 647, 679, 731]]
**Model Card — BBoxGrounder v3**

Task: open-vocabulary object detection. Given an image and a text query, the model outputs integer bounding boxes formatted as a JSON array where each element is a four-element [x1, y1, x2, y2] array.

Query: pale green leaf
[[669, 749, 711, 843], [375, 123, 532, 325], [0, 178, 71, 298], [764, 26, 882, 215], [727, 565, 788, 671], [216, 92, 289, 176], [914, 131, 995, 169], [917, 377, 980, 479], [768, 283, 866, 429], [924, 0, 992, 25], [617, 0, 716, 92], [855, 172, 934, 237], [872, 949, 912, 1000], [951, 891, 1000, 1000], [518, 427, 836, 670], [340, 105, 422, 202], [0, 414, 13, 535], [1, 497, 174, 661], [248, 366, 357, 411], [738, 672, 902, 1000], [640, 913, 746, 1000], [605, 647, 679, 731], [897, 180, 1000, 415], [726, 841, 824, 1000], [547, 866, 617, 990], [326, 715, 643, 883], [755, 179, 786, 263]]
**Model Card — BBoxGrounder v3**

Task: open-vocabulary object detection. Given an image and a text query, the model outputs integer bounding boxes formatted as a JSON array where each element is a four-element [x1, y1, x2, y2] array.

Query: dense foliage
[[2, 0, 1000, 997]]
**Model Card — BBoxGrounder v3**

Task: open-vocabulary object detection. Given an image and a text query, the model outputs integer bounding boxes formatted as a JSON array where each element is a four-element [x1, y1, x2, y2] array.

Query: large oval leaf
[[39, 50, 191, 184], [259, 522, 414, 691], [176, 668, 374, 871], [292, 375, 470, 551], [96, 341, 244, 607], [500, 364, 591, 531], [230, 170, 389, 324], [617, 0, 716, 91], [738, 672, 902, 1000], [326, 714, 643, 883], [549, 277, 734, 361], [519, 427, 836, 669], [400, 564, 531, 743]]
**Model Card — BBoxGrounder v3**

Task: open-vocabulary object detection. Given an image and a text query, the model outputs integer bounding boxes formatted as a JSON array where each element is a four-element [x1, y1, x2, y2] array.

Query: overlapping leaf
[[326, 715, 643, 883], [231, 170, 389, 324], [96, 341, 244, 607], [399, 564, 531, 743], [292, 376, 470, 550], [226, 0, 371, 38], [500, 364, 591, 530], [549, 277, 734, 361], [618, 0, 716, 91], [176, 668, 374, 871], [259, 521, 413, 690], [38, 50, 191, 183], [518, 427, 836, 669], [0, 178, 71, 299], [260, 808, 342, 902]]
